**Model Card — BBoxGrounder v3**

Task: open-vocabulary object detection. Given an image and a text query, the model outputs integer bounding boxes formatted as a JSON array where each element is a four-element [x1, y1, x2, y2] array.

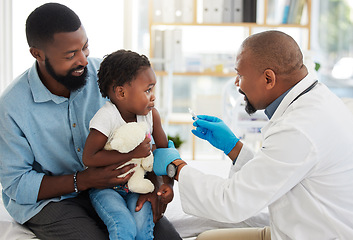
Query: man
[[153, 30, 353, 240], [0, 3, 180, 239]]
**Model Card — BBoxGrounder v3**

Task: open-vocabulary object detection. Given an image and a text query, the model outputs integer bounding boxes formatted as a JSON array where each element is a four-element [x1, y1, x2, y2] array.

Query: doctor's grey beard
[[239, 89, 257, 115]]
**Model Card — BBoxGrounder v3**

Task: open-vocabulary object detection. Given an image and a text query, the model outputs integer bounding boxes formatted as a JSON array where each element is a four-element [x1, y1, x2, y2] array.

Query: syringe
[[188, 108, 198, 121]]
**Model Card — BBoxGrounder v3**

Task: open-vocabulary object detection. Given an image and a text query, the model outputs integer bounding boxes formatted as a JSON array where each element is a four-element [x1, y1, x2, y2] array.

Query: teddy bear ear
[[108, 122, 148, 153]]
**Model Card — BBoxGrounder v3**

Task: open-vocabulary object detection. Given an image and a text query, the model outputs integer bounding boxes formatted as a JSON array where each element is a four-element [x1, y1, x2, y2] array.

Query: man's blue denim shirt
[[0, 58, 107, 224]]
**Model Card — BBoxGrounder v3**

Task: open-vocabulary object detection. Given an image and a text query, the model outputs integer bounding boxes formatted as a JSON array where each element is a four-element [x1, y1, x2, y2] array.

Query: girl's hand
[[132, 136, 151, 158], [135, 184, 173, 223], [136, 190, 163, 223], [157, 183, 174, 204]]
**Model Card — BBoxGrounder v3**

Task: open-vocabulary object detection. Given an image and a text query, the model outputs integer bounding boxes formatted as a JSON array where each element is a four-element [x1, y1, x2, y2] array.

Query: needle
[[188, 108, 198, 121]]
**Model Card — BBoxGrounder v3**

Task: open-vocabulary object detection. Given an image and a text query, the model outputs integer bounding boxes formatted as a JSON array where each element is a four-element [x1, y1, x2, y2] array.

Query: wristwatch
[[167, 162, 178, 178], [167, 160, 187, 179]]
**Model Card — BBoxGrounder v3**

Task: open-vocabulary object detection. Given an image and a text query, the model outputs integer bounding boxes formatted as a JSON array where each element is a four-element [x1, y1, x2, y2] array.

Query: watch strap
[[172, 160, 187, 180]]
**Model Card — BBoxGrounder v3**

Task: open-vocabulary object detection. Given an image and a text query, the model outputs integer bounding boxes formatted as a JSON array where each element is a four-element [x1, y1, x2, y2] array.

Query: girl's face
[[124, 67, 156, 116]]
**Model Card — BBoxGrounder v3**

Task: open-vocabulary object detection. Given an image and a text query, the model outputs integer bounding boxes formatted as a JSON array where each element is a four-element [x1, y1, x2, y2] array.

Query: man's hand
[[38, 163, 135, 201], [153, 140, 181, 176], [192, 115, 239, 154], [78, 163, 135, 191]]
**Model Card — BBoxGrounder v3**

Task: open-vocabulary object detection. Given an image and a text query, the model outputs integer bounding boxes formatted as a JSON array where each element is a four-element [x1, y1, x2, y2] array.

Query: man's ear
[[29, 47, 45, 61], [263, 69, 276, 90]]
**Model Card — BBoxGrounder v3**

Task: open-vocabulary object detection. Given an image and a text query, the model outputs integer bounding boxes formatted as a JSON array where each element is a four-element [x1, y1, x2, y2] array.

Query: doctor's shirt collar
[[265, 87, 292, 119]]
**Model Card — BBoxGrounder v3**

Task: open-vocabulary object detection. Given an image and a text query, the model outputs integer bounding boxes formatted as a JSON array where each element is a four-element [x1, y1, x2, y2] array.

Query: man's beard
[[239, 89, 257, 115], [45, 57, 87, 91]]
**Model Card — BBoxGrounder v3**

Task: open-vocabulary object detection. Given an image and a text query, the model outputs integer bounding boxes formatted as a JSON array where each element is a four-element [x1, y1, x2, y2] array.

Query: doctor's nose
[[235, 75, 240, 86]]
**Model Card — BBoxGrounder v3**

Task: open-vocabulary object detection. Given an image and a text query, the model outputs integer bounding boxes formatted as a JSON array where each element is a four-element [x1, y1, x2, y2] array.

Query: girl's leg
[[89, 188, 136, 240], [126, 192, 154, 240]]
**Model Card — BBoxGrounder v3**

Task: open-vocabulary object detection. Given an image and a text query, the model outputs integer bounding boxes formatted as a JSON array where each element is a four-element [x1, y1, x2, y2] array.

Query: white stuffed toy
[[104, 122, 154, 194]]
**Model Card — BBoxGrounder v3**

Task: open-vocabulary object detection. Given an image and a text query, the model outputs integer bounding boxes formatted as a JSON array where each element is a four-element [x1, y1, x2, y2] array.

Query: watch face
[[167, 163, 177, 178]]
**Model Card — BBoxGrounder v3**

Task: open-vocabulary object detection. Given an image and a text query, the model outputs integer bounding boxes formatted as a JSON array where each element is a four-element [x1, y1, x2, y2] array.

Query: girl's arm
[[151, 108, 168, 148], [151, 108, 174, 186], [136, 108, 173, 222], [83, 129, 151, 167]]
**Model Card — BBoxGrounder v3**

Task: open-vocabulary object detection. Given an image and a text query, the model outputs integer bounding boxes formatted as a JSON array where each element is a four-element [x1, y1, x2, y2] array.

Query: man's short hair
[[26, 3, 81, 49]]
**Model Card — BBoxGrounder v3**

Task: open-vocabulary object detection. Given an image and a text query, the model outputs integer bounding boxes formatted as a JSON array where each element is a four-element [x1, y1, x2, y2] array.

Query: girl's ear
[[29, 47, 45, 61], [115, 86, 125, 100], [263, 69, 276, 90]]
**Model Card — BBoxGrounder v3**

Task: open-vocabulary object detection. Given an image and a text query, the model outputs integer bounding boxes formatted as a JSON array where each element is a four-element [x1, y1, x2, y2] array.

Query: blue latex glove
[[192, 115, 239, 155], [153, 140, 181, 176]]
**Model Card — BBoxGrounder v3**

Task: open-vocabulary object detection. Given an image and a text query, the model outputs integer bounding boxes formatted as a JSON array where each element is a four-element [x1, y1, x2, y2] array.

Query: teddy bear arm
[[127, 166, 154, 194], [141, 154, 154, 172]]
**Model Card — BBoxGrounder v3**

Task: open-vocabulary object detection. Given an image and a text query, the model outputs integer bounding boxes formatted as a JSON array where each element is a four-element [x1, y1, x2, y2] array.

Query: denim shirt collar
[[28, 62, 81, 104], [264, 87, 292, 119]]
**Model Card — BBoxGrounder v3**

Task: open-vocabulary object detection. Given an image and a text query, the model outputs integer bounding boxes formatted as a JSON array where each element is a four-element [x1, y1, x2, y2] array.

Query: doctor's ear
[[263, 69, 276, 90]]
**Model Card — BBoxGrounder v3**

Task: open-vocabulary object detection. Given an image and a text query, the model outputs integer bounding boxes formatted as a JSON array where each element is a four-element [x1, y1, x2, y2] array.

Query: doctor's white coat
[[179, 75, 353, 239]]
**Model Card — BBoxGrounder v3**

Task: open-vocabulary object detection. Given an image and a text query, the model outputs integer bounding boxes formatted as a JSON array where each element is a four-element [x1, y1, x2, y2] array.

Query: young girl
[[83, 50, 173, 240]]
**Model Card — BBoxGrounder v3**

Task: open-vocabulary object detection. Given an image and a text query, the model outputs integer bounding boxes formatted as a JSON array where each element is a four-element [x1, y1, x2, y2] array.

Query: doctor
[[153, 30, 353, 240]]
